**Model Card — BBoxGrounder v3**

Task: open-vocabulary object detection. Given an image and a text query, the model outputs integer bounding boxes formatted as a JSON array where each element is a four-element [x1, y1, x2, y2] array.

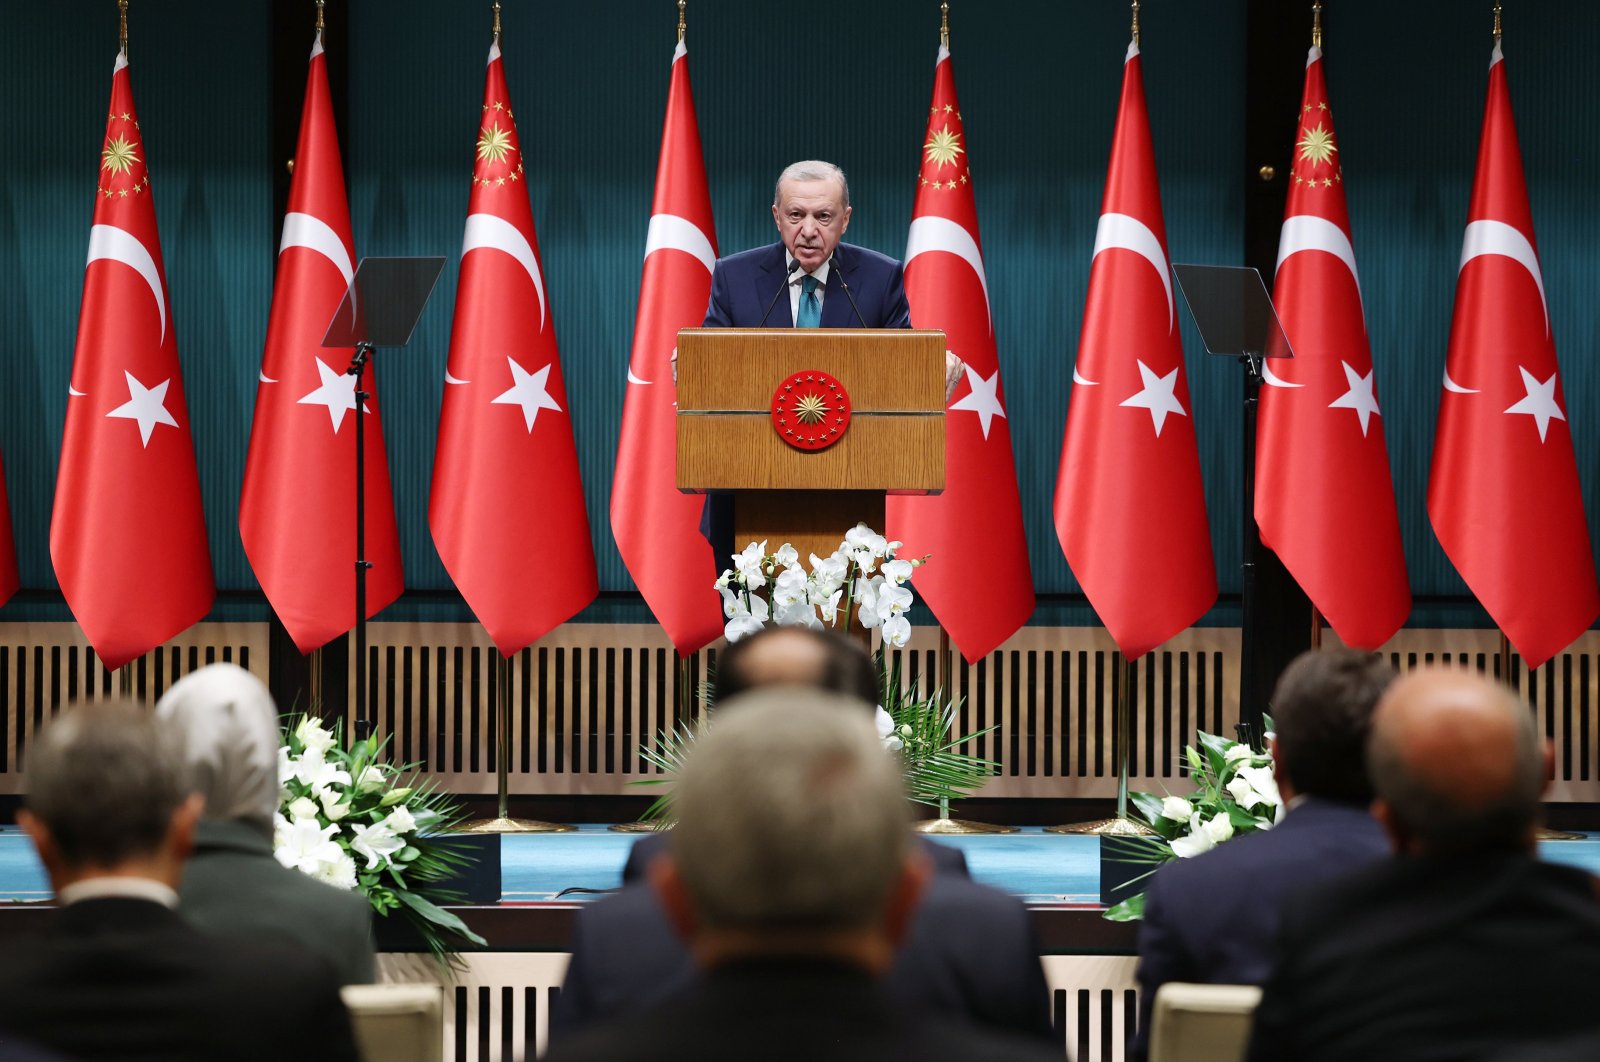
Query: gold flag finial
[[1493, 1, 1502, 40], [1312, 1, 1323, 48], [314, 0, 325, 35], [1131, 0, 1140, 47], [940, 1, 949, 49], [493, 0, 502, 42], [118, 0, 128, 56], [677, 0, 686, 42]]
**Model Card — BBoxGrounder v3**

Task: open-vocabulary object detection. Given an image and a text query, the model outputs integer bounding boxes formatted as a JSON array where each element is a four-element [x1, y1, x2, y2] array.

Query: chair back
[[340, 983, 444, 1062], [1148, 981, 1262, 1062]]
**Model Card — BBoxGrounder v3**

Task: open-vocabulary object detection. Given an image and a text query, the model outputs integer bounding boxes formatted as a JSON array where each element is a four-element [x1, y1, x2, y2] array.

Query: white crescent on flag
[[905, 215, 992, 328], [1458, 218, 1548, 335], [631, 213, 717, 385], [462, 212, 546, 332], [1261, 361, 1305, 388], [1275, 214, 1366, 325], [86, 224, 166, 344], [1442, 369, 1481, 394], [279, 211, 357, 333], [1092, 212, 1173, 332], [444, 370, 471, 386]]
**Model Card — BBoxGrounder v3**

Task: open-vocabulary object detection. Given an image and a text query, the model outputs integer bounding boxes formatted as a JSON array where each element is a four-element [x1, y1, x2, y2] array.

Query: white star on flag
[[949, 364, 1007, 440], [104, 370, 178, 447], [297, 357, 364, 432], [492, 355, 563, 432], [1503, 365, 1566, 442], [1119, 359, 1187, 437], [1327, 361, 1382, 436]]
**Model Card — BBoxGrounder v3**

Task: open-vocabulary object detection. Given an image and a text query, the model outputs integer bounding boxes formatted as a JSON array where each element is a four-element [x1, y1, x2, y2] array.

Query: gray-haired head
[[670, 688, 908, 932], [774, 160, 850, 209], [156, 663, 281, 833], [25, 700, 188, 868], [1367, 666, 1545, 856]]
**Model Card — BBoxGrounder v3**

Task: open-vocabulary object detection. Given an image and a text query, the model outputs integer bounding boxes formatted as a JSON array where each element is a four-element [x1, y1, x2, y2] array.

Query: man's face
[[772, 176, 851, 272]]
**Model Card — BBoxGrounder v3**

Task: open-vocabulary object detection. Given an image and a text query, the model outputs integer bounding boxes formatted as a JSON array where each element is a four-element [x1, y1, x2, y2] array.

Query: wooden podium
[[676, 328, 945, 566]]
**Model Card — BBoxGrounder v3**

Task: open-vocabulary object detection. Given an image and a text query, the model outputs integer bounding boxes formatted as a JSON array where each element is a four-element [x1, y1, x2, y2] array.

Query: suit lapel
[[758, 244, 794, 327], [821, 246, 854, 327]]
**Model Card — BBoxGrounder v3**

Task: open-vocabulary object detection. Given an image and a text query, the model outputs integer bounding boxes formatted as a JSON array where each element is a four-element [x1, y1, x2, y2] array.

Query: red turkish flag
[[1255, 47, 1410, 649], [1428, 42, 1598, 670], [887, 42, 1033, 664], [50, 51, 213, 669], [609, 39, 723, 656], [240, 35, 403, 654], [0, 452, 21, 609], [1054, 41, 1216, 661], [430, 40, 598, 656]]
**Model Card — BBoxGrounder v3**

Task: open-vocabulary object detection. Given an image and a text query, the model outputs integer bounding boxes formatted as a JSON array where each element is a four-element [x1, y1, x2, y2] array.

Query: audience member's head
[[652, 688, 926, 973], [713, 626, 879, 708], [20, 701, 200, 889], [1367, 666, 1547, 857], [156, 664, 281, 834], [1269, 648, 1397, 805]]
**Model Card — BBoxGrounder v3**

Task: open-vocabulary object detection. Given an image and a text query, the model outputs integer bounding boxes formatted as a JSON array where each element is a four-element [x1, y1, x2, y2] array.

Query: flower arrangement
[[1103, 722, 1282, 921], [716, 524, 925, 646], [875, 656, 998, 810], [275, 716, 487, 963]]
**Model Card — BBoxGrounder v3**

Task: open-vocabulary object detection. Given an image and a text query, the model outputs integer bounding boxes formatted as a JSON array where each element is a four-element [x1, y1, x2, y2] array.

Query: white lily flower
[[1224, 744, 1254, 764], [274, 818, 344, 874], [355, 765, 387, 794], [1171, 812, 1234, 858], [382, 805, 418, 835], [293, 749, 353, 793], [349, 821, 405, 870], [277, 746, 296, 788], [286, 796, 321, 823], [294, 718, 337, 757], [1227, 765, 1282, 811], [1160, 795, 1193, 822], [318, 788, 351, 822]]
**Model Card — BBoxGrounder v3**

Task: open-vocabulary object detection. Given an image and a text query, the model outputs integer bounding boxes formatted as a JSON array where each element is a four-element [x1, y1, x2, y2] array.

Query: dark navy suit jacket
[[552, 833, 1053, 1046], [1132, 798, 1390, 1060], [702, 241, 912, 329]]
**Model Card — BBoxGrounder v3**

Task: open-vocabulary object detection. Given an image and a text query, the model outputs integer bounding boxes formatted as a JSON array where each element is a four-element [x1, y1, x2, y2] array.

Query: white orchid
[[815, 587, 845, 626], [724, 594, 770, 642], [773, 543, 799, 569], [732, 541, 769, 589], [855, 578, 883, 630], [874, 581, 913, 623], [882, 558, 916, 584], [349, 821, 405, 870], [771, 567, 810, 610], [881, 615, 912, 647], [874, 706, 904, 751]]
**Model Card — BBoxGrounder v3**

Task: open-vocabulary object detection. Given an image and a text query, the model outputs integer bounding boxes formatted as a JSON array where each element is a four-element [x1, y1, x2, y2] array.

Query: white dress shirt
[[784, 252, 830, 324], [59, 876, 180, 908]]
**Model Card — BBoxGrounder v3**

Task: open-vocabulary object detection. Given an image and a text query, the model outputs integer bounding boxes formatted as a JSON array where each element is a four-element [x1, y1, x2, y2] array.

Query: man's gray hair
[[670, 688, 908, 931], [25, 701, 187, 867], [1368, 676, 1544, 855], [156, 663, 282, 833], [773, 160, 850, 209]]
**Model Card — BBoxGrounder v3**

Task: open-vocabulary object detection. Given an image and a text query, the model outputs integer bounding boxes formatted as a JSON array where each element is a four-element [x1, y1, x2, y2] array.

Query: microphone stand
[[346, 341, 375, 741]]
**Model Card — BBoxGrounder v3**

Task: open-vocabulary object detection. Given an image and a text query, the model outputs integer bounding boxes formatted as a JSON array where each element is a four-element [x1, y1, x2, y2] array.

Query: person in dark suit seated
[[1133, 648, 1395, 1059], [544, 691, 1061, 1062], [1246, 666, 1600, 1062], [156, 663, 376, 985], [0, 701, 358, 1062], [552, 627, 1053, 1045]]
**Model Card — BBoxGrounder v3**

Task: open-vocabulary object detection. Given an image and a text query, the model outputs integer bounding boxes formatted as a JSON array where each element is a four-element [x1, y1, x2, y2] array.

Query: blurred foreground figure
[[554, 628, 1051, 1044], [157, 663, 375, 984], [0, 701, 357, 1062], [1247, 667, 1600, 1061], [1133, 649, 1394, 1059], [544, 692, 1060, 1062]]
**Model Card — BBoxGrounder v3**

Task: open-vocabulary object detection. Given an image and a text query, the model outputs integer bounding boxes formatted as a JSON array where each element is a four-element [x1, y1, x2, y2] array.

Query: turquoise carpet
[[3, 826, 1598, 907]]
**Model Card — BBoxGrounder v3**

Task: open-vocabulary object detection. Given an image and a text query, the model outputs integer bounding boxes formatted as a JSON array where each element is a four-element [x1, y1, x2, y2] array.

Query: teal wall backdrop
[[2, 1, 1597, 635]]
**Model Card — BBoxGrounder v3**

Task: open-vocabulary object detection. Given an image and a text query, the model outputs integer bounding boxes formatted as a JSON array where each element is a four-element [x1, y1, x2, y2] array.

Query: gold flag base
[[608, 821, 669, 834], [1044, 816, 1156, 837], [456, 816, 575, 835], [1537, 826, 1585, 842], [912, 817, 1018, 835]]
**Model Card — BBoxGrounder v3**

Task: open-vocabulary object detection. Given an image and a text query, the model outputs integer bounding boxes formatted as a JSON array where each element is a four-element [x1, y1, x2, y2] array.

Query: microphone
[[831, 253, 868, 328], [758, 258, 806, 326]]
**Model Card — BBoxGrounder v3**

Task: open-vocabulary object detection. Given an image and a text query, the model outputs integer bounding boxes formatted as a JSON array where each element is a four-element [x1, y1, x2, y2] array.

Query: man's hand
[[945, 350, 965, 403]]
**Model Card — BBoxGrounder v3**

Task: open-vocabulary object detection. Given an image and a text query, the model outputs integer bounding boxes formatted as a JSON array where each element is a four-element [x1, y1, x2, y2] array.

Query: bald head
[[1367, 667, 1546, 856], [713, 627, 879, 709]]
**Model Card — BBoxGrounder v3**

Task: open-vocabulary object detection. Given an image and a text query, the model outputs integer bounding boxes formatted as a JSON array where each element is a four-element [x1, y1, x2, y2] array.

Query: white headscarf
[[155, 663, 281, 831]]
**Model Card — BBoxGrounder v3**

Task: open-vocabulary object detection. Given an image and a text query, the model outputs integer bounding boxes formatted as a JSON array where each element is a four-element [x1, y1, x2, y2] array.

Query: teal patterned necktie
[[796, 274, 821, 328]]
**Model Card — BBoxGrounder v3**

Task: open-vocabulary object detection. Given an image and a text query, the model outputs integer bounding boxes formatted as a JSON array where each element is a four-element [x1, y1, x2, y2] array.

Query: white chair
[[1148, 982, 1262, 1062], [340, 983, 444, 1062]]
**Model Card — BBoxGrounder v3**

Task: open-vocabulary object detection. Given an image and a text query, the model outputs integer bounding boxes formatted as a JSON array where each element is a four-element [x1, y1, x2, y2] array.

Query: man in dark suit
[[1133, 649, 1395, 1060], [703, 160, 911, 330], [157, 663, 376, 985], [0, 701, 358, 1062], [544, 692, 1061, 1062], [1246, 666, 1600, 1061], [551, 626, 1053, 1045]]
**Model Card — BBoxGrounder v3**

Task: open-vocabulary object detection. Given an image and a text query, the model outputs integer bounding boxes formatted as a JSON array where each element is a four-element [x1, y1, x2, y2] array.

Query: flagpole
[[914, 622, 1017, 835], [1046, 650, 1152, 835], [612, 647, 693, 833]]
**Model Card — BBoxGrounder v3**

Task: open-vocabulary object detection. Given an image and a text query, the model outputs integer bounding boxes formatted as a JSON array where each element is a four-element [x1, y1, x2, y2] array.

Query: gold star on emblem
[[1317, 101, 1328, 111], [477, 122, 516, 165], [101, 134, 140, 176], [120, 112, 132, 121], [1322, 177, 1333, 188], [924, 125, 965, 168], [959, 173, 968, 185], [496, 176, 505, 186], [942, 104, 953, 114], [1297, 123, 1337, 167], [944, 179, 956, 190], [493, 101, 504, 111], [794, 392, 830, 425]]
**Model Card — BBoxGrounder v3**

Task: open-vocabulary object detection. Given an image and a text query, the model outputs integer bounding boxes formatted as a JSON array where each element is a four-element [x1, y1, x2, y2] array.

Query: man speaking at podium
[[704, 160, 911, 330]]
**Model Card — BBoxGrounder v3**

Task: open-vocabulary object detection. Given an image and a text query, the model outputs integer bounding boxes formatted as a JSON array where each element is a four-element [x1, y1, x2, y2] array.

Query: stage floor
[[4, 826, 1600, 906]]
